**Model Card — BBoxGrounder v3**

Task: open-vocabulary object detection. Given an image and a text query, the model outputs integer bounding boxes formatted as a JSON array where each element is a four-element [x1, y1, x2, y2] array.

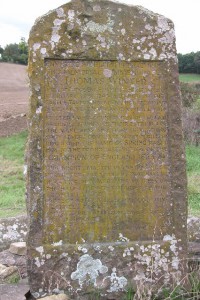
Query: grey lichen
[[71, 254, 108, 287]]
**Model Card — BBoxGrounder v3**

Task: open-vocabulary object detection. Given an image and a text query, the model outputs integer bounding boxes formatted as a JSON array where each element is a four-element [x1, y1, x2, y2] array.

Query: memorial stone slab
[[27, 0, 187, 298]]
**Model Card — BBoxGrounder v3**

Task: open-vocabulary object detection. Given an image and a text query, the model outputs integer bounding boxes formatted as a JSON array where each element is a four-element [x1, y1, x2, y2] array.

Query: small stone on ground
[[0, 264, 19, 284], [0, 249, 27, 278], [9, 242, 26, 256], [38, 294, 70, 300]]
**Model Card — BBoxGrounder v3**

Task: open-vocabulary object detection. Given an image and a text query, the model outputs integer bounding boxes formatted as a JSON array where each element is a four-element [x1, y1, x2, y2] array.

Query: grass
[[0, 131, 28, 218], [179, 73, 200, 83], [186, 145, 200, 216], [0, 131, 200, 218]]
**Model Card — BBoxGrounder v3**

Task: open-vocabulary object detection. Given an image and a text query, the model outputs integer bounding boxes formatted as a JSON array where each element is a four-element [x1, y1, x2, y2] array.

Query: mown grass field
[[0, 131, 27, 217], [179, 73, 200, 83], [186, 145, 200, 216], [0, 131, 200, 218]]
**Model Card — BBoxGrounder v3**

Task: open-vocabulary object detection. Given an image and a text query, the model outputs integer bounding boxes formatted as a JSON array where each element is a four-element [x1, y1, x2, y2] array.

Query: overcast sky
[[0, 0, 199, 54]]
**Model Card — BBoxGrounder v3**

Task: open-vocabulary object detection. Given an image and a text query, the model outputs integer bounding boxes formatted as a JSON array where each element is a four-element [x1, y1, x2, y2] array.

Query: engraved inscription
[[43, 60, 171, 244]]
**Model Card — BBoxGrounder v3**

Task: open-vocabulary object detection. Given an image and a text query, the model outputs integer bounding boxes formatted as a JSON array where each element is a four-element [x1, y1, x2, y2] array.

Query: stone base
[[0, 283, 29, 300], [27, 237, 186, 299]]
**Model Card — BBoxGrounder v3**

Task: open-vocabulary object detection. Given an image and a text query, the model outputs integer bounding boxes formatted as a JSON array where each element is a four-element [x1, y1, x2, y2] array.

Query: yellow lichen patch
[[42, 60, 171, 244]]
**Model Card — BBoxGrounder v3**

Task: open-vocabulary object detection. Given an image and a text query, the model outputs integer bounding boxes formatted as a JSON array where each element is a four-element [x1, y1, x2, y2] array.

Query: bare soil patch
[[0, 63, 29, 136]]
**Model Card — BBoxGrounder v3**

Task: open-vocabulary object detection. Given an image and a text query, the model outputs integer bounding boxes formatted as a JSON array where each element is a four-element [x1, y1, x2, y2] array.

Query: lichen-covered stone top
[[29, 0, 177, 68]]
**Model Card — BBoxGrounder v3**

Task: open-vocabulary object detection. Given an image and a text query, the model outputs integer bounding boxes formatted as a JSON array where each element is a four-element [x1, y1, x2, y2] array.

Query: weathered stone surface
[[0, 249, 27, 278], [38, 294, 70, 300], [9, 242, 27, 256], [188, 242, 200, 256], [188, 242, 200, 272], [0, 215, 27, 251], [0, 283, 29, 300], [187, 216, 200, 242], [27, 0, 187, 298]]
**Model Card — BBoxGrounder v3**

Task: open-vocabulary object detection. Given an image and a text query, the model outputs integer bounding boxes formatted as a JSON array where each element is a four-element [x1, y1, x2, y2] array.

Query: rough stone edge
[[26, 0, 188, 297]]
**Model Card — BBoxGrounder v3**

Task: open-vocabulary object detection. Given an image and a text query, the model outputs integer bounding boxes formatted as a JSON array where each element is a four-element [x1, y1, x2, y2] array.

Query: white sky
[[0, 0, 199, 54]]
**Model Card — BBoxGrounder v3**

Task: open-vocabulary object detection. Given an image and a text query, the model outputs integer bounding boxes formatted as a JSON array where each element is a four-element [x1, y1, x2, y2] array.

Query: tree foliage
[[0, 38, 28, 65], [0, 46, 3, 55], [194, 51, 200, 74], [178, 51, 200, 74]]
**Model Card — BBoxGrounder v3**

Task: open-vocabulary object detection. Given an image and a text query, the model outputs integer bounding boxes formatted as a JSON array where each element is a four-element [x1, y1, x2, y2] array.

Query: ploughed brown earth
[[0, 63, 29, 137]]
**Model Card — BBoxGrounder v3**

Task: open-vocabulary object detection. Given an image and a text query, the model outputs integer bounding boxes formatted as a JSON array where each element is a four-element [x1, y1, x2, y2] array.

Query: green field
[[0, 131, 27, 217], [186, 145, 200, 216], [0, 131, 200, 218], [179, 73, 200, 83]]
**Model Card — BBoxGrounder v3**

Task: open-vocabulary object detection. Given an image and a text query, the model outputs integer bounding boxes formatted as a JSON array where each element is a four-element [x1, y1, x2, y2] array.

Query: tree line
[[178, 52, 200, 74], [0, 38, 28, 65], [0, 38, 199, 73]]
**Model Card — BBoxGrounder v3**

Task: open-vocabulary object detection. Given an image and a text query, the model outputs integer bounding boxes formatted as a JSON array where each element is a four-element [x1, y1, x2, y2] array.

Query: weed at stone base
[[7, 273, 20, 284], [122, 251, 200, 300], [88, 289, 101, 300], [131, 267, 200, 300], [188, 271, 200, 299], [123, 286, 135, 300]]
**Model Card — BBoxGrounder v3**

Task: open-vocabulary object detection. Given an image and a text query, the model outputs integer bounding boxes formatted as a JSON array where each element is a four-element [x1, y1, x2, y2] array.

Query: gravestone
[[27, 0, 187, 298]]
